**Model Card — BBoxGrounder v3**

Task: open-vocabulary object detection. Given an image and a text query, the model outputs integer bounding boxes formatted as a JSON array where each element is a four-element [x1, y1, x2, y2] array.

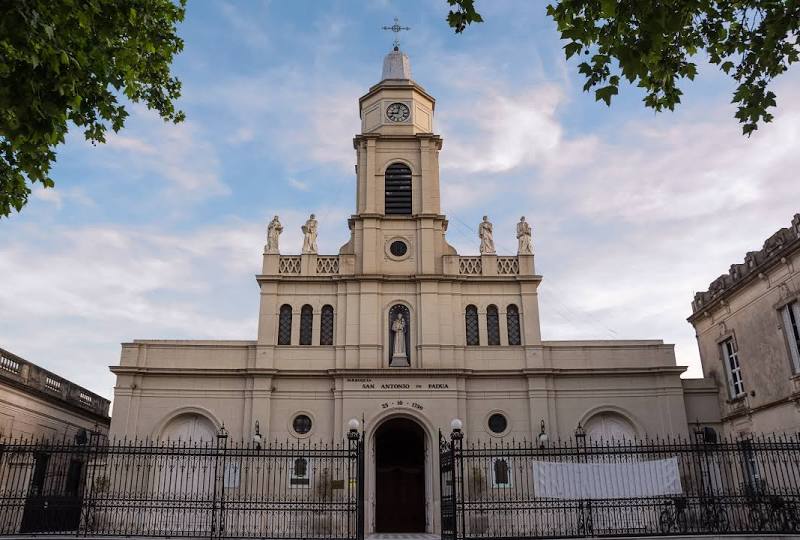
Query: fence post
[[211, 425, 228, 540], [451, 421, 464, 540], [346, 421, 363, 540]]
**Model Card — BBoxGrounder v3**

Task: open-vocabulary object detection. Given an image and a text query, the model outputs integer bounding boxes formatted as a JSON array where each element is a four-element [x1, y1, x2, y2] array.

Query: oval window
[[488, 413, 508, 434], [390, 240, 408, 257], [292, 414, 312, 435]]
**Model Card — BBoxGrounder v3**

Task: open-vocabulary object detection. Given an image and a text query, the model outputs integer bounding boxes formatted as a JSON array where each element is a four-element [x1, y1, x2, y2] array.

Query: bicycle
[[748, 494, 799, 533], [698, 496, 729, 533], [658, 497, 688, 534]]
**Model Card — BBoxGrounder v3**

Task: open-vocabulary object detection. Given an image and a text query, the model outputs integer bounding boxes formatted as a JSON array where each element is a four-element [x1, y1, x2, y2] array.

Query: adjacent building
[[109, 47, 719, 535], [0, 347, 110, 441], [689, 213, 800, 437]]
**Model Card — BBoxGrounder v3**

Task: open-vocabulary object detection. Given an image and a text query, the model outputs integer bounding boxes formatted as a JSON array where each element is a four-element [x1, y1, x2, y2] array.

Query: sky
[[1, 1, 799, 402]]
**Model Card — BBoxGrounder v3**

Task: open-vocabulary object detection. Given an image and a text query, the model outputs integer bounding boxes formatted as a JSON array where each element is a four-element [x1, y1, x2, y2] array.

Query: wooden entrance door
[[375, 417, 426, 533]]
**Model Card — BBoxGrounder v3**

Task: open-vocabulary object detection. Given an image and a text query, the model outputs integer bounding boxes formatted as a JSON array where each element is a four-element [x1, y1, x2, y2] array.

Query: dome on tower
[[381, 48, 412, 81]]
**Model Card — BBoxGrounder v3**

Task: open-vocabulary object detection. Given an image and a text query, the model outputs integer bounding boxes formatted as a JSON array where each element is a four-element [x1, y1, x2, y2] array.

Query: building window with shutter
[[487, 305, 500, 346], [781, 301, 800, 373], [507, 304, 521, 346], [721, 337, 744, 398], [278, 305, 292, 345], [385, 163, 412, 215], [465, 305, 479, 346], [299, 305, 313, 346], [320, 305, 334, 346]]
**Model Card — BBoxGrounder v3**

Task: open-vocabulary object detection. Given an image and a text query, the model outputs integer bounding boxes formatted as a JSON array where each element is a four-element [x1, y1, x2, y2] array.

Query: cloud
[[288, 178, 310, 192], [98, 108, 229, 199], [440, 85, 565, 173]]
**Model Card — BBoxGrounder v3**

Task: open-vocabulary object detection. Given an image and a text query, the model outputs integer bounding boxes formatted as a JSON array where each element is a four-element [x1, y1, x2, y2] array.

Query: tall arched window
[[320, 305, 334, 346], [278, 304, 292, 345], [385, 163, 412, 215], [507, 304, 521, 346], [487, 305, 500, 346], [465, 305, 479, 346], [299, 304, 313, 345]]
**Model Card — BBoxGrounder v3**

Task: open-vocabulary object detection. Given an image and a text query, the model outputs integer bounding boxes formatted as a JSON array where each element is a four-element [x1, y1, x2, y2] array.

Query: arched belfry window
[[507, 304, 521, 346], [465, 305, 479, 346], [320, 305, 334, 346], [299, 305, 313, 346], [278, 304, 292, 345], [385, 163, 412, 215], [487, 305, 500, 346]]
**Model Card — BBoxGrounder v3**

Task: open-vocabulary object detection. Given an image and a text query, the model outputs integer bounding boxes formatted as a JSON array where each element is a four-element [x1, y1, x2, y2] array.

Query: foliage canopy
[[446, 0, 800, 136], [0, 0, 186, 217]]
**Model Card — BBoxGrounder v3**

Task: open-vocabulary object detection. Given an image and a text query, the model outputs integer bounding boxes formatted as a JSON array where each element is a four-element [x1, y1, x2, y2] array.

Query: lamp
[[252, 420, 262, 449], [347, 418, 360, 441], [537, 419, 549, 448], [574, 422, 586, 446]]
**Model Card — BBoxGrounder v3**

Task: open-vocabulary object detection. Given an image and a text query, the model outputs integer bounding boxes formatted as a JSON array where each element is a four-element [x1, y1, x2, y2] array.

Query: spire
[[381, 17, 412, 81], [381, 49, 412, 81]]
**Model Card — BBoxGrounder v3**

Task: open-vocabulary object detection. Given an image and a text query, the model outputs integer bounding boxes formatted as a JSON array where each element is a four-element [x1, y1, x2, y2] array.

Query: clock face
[[386, 102, 410, 122]]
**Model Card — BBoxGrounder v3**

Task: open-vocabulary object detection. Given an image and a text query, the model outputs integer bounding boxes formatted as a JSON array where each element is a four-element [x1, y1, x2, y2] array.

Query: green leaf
[[595, 85, 618, 106]]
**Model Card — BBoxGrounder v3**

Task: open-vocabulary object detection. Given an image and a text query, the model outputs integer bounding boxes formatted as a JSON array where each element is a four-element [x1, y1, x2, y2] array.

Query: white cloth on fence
[[532, 457, 682, 499]]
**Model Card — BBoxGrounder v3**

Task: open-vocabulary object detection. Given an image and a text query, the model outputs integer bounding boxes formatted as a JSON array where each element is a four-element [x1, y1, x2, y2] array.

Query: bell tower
[[344, 45, 454, 275]]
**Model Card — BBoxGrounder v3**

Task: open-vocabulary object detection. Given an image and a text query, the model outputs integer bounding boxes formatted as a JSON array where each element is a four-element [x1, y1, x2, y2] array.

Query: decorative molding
[[691, 213, 800, 317]]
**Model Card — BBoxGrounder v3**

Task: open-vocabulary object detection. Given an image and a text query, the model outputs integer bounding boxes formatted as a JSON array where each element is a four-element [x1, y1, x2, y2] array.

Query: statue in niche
[[389, 306, 410, 367], [479, 216, 496, 255], [516, 216, 533, 255], [301, 214, 318, 254], [266, 215, 283, 254]]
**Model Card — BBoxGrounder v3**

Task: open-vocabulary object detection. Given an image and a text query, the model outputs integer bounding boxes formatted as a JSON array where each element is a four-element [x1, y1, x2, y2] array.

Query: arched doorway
[[375, 417, 426, 533]]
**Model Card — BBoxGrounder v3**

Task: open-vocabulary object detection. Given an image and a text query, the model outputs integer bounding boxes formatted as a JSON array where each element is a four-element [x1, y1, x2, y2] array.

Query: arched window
[[487, 305, 500, 345], [299, 304, 313, 345], [320, 305, 334, 345], [278, 304, 292, 345], [507, 304, 521, 346], [493, 458, 511, 487], [385, 163, 412, 215], [465, 305, 479, 346]]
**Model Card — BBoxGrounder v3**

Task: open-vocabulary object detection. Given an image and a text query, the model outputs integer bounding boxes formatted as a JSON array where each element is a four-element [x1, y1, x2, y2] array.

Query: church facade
[[109, 48, 719, 534]]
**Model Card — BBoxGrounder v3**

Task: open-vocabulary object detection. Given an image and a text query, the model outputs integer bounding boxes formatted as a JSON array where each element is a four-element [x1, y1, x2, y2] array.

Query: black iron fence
[[440, 427, 800, 539], [0, 428, 364, 539]]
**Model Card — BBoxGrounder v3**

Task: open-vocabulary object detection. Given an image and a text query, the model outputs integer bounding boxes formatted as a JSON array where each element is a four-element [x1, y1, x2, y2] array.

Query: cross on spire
[[382, 17, 410, 51]]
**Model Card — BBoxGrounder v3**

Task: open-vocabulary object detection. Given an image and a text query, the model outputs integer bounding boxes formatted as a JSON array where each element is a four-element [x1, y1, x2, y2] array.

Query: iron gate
[[0, 429, 365, 539], [440, 427, 800, 538]]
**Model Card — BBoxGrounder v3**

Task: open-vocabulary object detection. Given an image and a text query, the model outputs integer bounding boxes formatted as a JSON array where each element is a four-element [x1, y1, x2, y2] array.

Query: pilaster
[[481, 254, 497, 277]]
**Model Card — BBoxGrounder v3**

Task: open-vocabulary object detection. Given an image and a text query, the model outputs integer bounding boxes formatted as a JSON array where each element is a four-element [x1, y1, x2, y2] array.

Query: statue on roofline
[[266, 215, 283, 254], [301, 214, 318, 254]]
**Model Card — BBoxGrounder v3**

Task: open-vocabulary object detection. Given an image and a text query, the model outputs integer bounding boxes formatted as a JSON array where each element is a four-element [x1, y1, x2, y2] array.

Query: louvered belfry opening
[[384, 163, 412, 215]]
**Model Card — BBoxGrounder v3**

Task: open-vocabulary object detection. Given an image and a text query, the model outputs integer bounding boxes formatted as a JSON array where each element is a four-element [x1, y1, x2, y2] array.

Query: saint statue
[[516, 216, 533, 255], [390, 313, 408, 366], [266, 215, 283, 254], [301, 214, 318, 254], [479, 216, 496, 255]]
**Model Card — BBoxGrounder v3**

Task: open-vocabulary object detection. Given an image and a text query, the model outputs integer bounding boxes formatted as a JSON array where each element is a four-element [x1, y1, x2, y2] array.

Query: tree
[[0, 0, 186, 218], [446, 0, 800, 136]]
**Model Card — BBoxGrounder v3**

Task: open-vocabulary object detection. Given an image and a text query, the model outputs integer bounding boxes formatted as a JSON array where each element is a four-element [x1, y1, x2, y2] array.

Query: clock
[[386, 102, 410, 122]]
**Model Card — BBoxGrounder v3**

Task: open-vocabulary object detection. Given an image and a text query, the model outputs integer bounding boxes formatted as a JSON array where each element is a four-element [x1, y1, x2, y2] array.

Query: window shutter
[[385, 163, 412, 215]]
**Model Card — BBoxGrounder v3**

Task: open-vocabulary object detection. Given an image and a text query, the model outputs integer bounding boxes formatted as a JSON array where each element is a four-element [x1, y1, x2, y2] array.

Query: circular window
[[292, 414, 312, 435], [488, 413, 508, 434], [390, 240, 408, 257]]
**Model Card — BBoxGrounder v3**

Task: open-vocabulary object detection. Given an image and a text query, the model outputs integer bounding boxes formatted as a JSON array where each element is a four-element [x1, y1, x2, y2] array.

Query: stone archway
[[374, 417, 426, 533]]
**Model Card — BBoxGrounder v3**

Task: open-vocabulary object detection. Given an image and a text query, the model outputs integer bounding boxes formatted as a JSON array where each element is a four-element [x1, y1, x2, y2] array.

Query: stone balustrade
[[0, 347, 111, 417], [691, 213, 800, 314], [262, 253, 535, 277]]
